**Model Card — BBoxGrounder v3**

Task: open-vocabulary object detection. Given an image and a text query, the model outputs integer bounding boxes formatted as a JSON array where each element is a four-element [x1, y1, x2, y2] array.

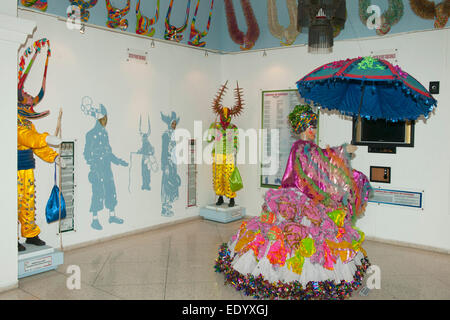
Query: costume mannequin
[[207, 81, 244, 207], [216, 104, 372, 300], [17, 39, 62, 251]]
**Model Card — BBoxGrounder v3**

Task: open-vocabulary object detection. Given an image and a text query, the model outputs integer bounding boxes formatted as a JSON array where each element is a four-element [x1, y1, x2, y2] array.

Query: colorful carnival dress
[[215, 139, 372, 300], [207, 120, 239, 200]]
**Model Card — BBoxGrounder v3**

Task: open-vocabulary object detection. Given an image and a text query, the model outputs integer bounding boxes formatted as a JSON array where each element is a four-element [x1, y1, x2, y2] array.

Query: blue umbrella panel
[[296, 57, 437, 121]]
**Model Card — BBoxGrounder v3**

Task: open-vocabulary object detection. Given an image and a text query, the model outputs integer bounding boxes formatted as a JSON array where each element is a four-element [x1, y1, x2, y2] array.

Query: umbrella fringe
[[296, 78, 437, 122]]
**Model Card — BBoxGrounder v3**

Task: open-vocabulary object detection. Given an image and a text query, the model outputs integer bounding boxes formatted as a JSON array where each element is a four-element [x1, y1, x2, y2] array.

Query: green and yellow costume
[[208, 82, 245, 204]]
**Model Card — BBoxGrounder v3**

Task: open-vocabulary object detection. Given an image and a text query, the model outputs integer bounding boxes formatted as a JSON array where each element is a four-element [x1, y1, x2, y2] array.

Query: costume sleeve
[[17, 124, 50, 149], [18, 124, 58, 163], [33, 145, 58, 163]]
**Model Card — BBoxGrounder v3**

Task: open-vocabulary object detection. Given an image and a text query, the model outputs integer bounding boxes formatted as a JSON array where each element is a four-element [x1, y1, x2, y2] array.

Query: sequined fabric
[[17, 115, 58, 238]]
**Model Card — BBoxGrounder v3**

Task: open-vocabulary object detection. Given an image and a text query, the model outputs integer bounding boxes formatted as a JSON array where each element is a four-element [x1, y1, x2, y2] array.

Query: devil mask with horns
[[212, 81, 244, 130]]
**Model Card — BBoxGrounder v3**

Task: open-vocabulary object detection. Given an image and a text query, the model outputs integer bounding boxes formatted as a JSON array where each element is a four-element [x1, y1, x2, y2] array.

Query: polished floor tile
[[1, 217, 449, 300]]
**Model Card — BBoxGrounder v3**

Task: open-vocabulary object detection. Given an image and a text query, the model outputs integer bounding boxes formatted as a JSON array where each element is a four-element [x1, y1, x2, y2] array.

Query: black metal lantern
[[297, 0, 347, 54]]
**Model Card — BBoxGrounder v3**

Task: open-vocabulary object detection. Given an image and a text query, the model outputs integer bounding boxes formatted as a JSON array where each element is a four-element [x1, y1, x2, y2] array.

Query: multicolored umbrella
[[296, 56, 437, 121]]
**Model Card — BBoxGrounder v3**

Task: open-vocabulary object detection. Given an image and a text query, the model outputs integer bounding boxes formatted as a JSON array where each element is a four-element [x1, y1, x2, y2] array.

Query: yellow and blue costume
[[18, 116, 58, 238], [17, 38, 59, 248]]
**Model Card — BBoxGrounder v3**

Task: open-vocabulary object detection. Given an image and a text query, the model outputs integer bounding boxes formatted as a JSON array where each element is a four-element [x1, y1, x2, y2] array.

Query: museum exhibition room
[[0, 0, 449, 303]]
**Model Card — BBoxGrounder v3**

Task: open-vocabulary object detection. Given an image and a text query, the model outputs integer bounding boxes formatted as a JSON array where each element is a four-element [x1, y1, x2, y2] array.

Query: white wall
[[0, 0, 36, 291], [2, 8, 448, 292], [221, 29, 450, 252], [16, 10, 221, 250]]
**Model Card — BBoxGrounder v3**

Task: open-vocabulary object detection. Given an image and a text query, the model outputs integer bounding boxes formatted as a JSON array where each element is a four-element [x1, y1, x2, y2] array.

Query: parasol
[[296, 56, 437, 121]]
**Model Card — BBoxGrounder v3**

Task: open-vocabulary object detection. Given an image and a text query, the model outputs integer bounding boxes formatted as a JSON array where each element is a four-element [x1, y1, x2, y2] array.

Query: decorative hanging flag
[[165, 0, 191, 42], [188, 0, 214, 47], [106, 0, 131, 31], [136, 0, 160, 37], [21, 0, 48, 12], [67, 0, 98, 23]]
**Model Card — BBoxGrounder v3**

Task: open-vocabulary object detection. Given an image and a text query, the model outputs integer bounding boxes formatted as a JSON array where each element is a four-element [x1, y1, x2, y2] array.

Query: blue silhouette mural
[[129, 115, 158, 192], [160, 111, 181, 217], [81, 97, 128, 230]]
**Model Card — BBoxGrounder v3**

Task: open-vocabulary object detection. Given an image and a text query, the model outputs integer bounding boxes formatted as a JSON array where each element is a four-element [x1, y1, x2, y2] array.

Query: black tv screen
[[352, 117, 414, 148], [361, 119, 405, 143]]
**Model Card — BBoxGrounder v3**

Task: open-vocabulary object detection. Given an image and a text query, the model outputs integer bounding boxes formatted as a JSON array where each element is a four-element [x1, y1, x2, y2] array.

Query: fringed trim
[[215, 243, 371, 300]]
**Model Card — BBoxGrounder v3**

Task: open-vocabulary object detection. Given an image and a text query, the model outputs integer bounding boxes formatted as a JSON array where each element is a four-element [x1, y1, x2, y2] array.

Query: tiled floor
[[1, 218, 449, 300]]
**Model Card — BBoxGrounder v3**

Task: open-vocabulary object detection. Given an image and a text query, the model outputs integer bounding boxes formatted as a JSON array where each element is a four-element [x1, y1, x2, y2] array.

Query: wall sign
[[370, 48, 398, 64], [126, 48, 148, 64], [260, 89, 319, 188], [369, 188, 423, 209], [59, 141, 75, 232], [187, 139, 197, 207]]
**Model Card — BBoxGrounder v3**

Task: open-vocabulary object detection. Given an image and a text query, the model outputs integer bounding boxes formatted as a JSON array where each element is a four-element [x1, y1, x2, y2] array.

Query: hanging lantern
[[308, 8, 333, 53], [297, 0, 347, 54]]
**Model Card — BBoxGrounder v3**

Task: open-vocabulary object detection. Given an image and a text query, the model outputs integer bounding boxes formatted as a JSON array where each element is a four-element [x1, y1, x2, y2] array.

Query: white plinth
[[200, 204, 245, 223], [18, 244, 64, 279]]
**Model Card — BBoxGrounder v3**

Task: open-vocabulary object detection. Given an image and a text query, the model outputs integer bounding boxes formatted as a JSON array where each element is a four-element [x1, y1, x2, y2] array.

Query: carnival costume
[[215, 105, 373, 300], [17, 39, 60, 250], [207, 81, 244, 207]]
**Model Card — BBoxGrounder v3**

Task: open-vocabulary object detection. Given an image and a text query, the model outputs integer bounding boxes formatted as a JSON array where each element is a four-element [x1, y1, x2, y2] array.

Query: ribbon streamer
[[106, 0, 131, 31], [165, 0, 192, 42], [136, 0, 160, 37], [68, 0, 98, 22], [188, 0, 214, 47], [21, 0, 48, 11]]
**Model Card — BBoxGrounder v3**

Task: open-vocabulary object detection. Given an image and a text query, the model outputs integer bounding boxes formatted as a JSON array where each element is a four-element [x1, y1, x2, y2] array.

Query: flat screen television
[[352, 117, 414, 153]]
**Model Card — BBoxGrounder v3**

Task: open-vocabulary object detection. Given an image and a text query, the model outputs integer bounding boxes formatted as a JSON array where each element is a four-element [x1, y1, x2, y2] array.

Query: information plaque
[[369, 188, 423, 209], [260, 89, 319, 188], [59, 141, 75, 232]]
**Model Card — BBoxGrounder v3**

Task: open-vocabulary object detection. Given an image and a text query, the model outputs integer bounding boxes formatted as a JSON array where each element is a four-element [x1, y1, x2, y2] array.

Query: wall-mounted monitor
[[352, 117, 414, 153]]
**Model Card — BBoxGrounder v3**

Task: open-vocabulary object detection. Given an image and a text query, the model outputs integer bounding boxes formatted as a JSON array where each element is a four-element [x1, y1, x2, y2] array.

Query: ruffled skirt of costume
[[215, 188, 371, 300]]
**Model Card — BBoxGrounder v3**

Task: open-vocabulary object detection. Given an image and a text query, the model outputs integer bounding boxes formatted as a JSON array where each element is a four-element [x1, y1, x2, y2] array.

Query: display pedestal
[[200, 204, 245, 223], [18, 244, 64, 279]]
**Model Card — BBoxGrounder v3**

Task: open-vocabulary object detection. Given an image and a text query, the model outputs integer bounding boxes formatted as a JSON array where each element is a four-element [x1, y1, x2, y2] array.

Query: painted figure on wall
[[129, 115, 157, 191], [17, 38, 62, 251], [207, 81, 244, 208], [160, 111, 181, 217], [81, 97, 128, 230]]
